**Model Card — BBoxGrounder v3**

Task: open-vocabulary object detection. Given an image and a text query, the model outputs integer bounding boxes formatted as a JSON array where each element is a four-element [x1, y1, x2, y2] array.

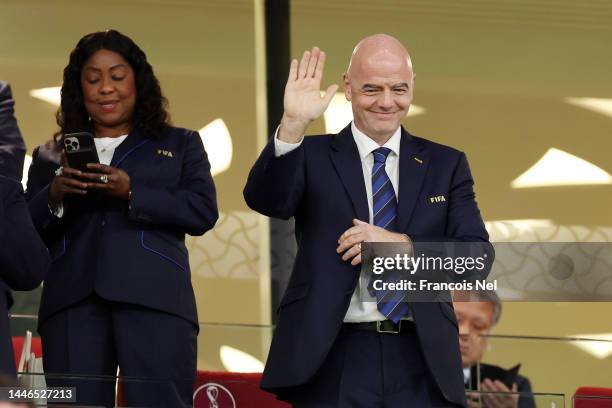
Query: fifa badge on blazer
[[430, 195, 446, 203], [157, 149, 174, 158]]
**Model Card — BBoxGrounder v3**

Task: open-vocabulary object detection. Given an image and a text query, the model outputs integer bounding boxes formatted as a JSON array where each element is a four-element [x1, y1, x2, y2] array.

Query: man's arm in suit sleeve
[[243, 133, 305, 220], [0, 82, 26, 181], [0, 176, 49, 290], [410, 152, 494, 276], [128, 131, 218, 236]]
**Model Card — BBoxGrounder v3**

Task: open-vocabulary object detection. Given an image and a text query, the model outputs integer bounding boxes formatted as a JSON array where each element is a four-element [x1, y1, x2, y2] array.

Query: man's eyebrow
[[392, 82, 410, 88], [361, 83, 383, 89]]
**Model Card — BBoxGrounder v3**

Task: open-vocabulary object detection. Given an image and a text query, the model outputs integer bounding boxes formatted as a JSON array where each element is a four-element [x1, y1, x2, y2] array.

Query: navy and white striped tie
[[371, 147, 410, 323]]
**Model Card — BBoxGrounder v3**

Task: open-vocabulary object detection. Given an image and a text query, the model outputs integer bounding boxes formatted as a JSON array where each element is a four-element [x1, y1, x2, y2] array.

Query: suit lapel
[[397, 128, 429, 232], [329, 125, 369, 222], [110, 127, 151, 168]]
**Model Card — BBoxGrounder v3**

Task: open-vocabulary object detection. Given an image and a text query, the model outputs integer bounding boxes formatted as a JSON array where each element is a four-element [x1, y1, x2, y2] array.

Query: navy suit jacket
[[0, 176, 48, 376], [0, 81, 26, 181], [244, 125, 491, 406], [1, 82, 47, 376], [25, 126, 218, 328]]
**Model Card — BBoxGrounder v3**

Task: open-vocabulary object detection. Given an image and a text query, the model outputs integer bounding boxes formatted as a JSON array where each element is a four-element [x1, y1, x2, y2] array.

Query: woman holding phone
[[26, 30, 218, 407]]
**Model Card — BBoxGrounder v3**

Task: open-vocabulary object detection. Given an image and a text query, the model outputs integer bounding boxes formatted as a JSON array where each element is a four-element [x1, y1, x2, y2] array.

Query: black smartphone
[[63, 132, 100, 172]]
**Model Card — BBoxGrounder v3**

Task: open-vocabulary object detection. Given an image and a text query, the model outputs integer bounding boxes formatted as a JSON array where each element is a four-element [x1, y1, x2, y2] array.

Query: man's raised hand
[[278, 47, 338, 143]]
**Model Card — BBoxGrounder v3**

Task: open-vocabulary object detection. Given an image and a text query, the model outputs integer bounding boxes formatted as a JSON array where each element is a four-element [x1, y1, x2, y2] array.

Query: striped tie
[[371, 147, 411, 323]]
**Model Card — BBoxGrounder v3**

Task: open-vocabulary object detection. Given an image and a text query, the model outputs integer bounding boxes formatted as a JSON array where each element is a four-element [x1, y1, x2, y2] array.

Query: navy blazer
[[25, 126, 218, 328], [0, 176, 48, 376], [244, 125, 491, 406], [0, 81, 26, 181]]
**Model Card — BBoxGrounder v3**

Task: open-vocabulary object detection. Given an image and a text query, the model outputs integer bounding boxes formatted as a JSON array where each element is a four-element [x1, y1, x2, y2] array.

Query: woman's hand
[[48, 163, 88, 208], [79, 163, 131, 200]]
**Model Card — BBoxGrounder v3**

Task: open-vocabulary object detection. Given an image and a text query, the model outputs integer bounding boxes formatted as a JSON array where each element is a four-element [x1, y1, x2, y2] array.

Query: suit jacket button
[[101, 220, 106, 227]]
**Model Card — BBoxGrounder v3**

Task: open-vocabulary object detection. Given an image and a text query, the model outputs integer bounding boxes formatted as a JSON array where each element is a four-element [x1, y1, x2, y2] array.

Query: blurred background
[[2, 0, 611, 403]]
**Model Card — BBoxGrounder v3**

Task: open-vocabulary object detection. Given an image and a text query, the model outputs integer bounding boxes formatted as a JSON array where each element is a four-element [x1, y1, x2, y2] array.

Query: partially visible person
[[25, 30, 217, 407], [0, 176, 49, 378], [0, 81, 26, 181], [454, 290, 535, 408], [1, 81, 49, 378]]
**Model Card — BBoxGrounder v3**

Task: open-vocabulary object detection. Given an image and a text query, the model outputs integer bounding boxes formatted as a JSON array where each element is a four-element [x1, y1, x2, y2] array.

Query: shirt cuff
[[274, 127, 304, 157], [49, 202, 64, 218]]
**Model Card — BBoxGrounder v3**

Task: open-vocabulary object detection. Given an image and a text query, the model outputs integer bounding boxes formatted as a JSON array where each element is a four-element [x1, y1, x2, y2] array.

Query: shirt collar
[[351, 121, 401, 160]]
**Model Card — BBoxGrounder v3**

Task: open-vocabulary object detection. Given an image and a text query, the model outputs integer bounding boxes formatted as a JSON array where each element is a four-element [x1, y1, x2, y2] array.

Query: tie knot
[[372, 147, 392, 164]]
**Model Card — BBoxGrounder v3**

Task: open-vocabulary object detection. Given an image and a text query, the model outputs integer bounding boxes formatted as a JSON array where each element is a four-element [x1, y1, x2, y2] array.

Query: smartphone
[[63, 132, 100, 172]]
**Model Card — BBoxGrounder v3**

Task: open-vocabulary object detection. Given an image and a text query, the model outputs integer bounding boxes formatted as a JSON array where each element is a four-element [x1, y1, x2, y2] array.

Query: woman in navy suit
[[25, 30, 218, 407]]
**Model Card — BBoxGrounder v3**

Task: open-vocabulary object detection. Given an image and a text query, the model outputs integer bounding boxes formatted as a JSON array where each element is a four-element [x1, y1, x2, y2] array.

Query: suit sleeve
[[128, 131, 218, 236], [0, 82, 26, 181], [517, 375, 536, 408], [25, 145, 63, 233], [0, 176, 49, 290], [243, 137, 306, 220], [410, 152, 494, 278]]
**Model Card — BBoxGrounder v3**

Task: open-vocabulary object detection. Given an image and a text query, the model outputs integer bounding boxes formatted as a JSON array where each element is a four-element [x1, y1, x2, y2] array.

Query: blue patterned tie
[[371, 147, 411, 323]]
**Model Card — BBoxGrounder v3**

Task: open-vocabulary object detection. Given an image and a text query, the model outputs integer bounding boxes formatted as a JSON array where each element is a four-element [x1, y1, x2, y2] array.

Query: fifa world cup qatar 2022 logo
[[193, 383, 236, 408]]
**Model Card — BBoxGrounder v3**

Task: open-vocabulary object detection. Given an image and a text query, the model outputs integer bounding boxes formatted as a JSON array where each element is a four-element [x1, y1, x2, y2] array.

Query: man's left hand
[[79, 163, 131, 200], [337, 219, 410, 265], [480, 379, 518, 408]]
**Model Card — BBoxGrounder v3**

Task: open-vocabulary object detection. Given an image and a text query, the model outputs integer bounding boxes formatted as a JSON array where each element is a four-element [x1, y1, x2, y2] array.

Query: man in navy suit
[[0, 81, 48, 377], [244, 34, 491, 407]]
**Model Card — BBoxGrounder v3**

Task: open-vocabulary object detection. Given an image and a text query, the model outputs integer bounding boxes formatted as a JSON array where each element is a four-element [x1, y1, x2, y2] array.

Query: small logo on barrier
[[193, 382, 236, 408]]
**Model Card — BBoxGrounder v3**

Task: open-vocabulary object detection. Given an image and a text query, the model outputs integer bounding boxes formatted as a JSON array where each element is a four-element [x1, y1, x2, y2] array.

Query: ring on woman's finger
[[54, 166, 64, 177], [100, 174, 109, 184]]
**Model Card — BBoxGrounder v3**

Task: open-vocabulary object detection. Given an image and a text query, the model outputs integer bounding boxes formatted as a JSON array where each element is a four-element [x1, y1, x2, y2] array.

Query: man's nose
[[458, 321, 470, 336], [378, 89, 393, 109]]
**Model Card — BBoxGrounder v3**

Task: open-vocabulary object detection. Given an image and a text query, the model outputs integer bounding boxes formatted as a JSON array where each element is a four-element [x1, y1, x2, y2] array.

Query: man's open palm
[[280, 47, 338, 142]]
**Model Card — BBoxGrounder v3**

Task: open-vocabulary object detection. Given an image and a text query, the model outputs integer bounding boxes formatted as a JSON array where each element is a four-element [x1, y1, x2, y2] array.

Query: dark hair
[[54, 29, 170, 142]]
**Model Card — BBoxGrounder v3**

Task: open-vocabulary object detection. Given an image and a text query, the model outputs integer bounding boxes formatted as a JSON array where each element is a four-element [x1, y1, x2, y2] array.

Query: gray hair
[[453, 289, 502, 326]]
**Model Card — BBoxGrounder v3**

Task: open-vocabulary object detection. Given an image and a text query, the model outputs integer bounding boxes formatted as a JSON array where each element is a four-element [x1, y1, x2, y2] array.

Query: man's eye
[[363, 89, 378, 95], [394, 89, 407, 94]]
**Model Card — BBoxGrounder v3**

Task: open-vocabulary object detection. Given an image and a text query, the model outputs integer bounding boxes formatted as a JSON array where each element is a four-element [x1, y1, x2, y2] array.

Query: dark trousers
[[0, 293, 16, 378], [40, 295, 197, 407], [292, 323, 459, 408]]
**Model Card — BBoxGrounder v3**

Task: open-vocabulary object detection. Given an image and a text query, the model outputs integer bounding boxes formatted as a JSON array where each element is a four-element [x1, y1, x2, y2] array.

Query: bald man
[[244, 34, 490, 407]]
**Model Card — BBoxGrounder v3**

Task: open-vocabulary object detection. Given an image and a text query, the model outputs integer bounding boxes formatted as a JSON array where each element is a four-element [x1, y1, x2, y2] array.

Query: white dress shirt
[[94, 134, 128, 165], [274, 122, 404, 322]]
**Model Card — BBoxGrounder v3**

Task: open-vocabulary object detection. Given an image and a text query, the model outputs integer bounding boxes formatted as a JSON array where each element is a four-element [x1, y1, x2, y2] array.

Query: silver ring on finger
[[100, 174, 109, 184], [54, 166, 64, 177]]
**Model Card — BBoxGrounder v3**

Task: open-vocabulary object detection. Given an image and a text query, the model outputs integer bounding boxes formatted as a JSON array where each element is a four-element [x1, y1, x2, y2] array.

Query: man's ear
[[342, 73, 351, 101]]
